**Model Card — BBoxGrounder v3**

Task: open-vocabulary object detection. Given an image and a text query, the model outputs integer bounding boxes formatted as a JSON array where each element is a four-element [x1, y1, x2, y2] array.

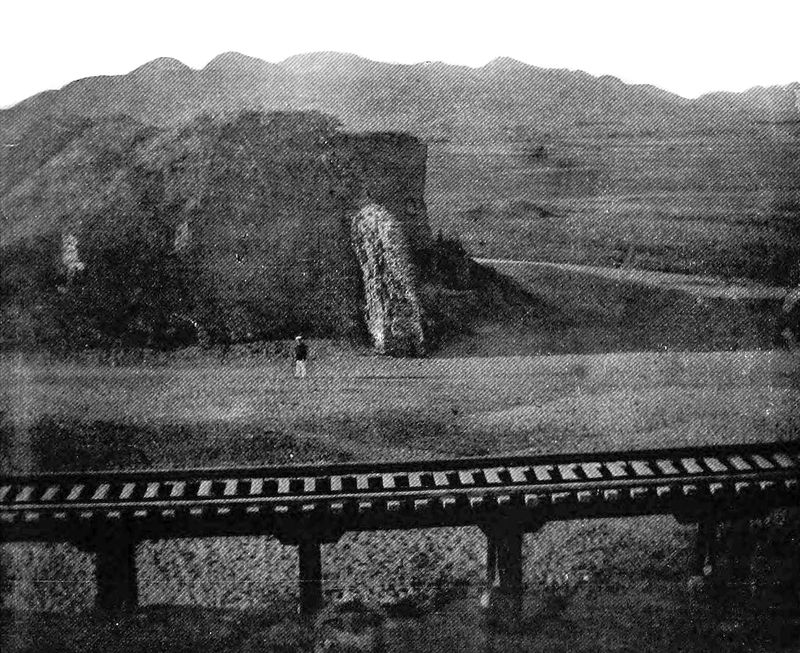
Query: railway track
[[2, 440, 799, 614]]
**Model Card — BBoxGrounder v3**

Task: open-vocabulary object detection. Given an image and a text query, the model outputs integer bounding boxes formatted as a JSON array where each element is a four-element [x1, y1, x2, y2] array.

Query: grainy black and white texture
[[1, 52, 800, 652]]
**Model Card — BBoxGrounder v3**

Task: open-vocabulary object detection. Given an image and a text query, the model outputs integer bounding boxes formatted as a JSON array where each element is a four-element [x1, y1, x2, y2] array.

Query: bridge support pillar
[[688, 517, 718, 590], [298, 539, 322, 615], [481, 523, 524, 629], [93, 527, 138, 610], [726, 518, 755, 592]]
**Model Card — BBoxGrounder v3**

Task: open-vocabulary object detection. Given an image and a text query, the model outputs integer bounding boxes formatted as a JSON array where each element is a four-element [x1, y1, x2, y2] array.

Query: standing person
[[294, 335, 308, 377]]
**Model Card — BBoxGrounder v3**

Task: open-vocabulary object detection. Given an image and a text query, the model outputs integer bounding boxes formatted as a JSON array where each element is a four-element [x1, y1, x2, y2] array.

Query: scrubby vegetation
[[2, 512, 799, 652], [1, 204, 212, 351]]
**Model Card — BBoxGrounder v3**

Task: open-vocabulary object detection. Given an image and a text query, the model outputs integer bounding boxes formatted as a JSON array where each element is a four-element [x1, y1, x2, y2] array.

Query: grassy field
[[425, 129, 800, 280], [0, 261, 789, 473]]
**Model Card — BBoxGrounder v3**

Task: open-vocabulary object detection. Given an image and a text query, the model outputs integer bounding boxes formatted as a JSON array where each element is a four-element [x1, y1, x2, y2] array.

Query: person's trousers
[[295, 360, 307, 377]]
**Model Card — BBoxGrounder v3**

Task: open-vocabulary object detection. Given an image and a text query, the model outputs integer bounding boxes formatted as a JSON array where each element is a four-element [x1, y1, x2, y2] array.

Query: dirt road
[[475, 258, 787, 300]]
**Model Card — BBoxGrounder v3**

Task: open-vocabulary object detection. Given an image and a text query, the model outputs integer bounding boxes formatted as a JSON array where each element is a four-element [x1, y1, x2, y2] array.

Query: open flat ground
[[2, 348, 799, 470], [1, 254, 786, 473]]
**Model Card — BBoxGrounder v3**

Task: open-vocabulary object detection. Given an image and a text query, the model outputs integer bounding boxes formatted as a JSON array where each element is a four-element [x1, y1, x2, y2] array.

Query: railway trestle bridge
[[1, 441, 799, 618]]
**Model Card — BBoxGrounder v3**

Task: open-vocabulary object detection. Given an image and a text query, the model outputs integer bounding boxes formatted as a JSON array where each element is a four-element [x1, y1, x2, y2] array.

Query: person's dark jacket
[[295, 342, 308, 361]]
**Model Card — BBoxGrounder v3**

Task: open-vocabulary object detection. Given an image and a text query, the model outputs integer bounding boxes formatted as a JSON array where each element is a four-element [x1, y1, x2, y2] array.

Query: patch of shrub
[[0, 233, 64, 346], [416, 232, 475, 290], [376, 547, 468, 615]]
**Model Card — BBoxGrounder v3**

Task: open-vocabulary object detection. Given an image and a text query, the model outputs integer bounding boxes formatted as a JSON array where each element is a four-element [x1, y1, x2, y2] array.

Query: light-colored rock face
[[173, 219, 190, 251], [61, 233, 85, 275], [350, 203, 425, 357]]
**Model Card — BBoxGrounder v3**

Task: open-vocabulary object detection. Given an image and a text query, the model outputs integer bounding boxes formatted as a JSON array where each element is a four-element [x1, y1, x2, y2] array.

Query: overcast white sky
[[2, 0, 798, 108]]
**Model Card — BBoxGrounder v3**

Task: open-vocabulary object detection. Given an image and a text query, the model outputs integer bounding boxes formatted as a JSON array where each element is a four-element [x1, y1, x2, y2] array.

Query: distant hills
[[2, 52, 798, 143]]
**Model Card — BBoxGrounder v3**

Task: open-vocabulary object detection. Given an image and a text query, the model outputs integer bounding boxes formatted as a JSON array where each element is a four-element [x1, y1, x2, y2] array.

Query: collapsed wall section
[[333, 132, 430, 355], [350, 203, 426, 356]]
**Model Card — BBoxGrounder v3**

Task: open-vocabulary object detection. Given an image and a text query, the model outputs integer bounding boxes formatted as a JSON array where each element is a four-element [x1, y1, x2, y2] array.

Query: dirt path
[[476, 258, 787, 300]]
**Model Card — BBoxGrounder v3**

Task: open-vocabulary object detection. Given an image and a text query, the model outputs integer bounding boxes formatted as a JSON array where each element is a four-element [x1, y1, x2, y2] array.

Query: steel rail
[[3, 440, 797, 485]]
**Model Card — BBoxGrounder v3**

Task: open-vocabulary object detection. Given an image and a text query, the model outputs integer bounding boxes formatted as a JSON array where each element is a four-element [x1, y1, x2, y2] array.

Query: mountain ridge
[[3, 52, 799, 143]]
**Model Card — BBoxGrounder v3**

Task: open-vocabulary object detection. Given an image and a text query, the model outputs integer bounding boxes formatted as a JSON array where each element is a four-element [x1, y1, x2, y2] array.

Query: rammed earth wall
[[177, 117, 432, 347]]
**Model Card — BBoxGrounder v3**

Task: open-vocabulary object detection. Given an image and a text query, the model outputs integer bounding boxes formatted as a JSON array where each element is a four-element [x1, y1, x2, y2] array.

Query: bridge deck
[[2, 441, 799, 541]]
